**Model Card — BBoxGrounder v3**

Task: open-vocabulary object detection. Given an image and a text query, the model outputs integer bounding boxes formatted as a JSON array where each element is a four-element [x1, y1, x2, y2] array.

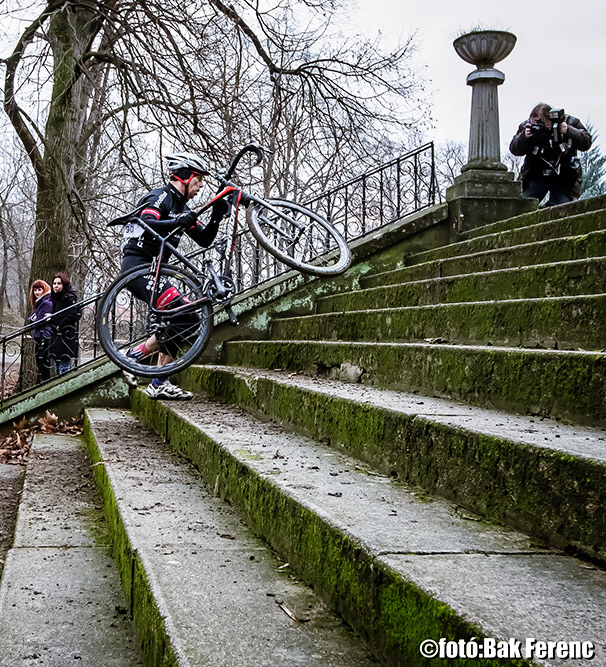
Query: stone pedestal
[[446, 169, 537, 234], [447, 30, 535, 234]]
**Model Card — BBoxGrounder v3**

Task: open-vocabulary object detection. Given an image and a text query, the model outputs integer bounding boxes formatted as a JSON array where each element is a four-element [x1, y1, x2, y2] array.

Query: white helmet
[[164, 152, 209, 176]]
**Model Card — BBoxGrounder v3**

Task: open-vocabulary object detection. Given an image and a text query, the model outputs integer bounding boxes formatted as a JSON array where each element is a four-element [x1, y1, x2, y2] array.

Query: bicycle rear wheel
[[97, 265, 213, 378], [246, 199, 351, 275]]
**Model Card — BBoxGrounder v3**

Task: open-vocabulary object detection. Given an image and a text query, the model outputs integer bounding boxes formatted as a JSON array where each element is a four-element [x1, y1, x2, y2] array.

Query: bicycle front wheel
[[246, 199, 351, 276], [97, 265, 213, 378]]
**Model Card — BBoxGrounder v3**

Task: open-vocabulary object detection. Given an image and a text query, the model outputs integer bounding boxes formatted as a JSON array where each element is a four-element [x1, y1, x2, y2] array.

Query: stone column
[[466, 68, 506, 170], [446, 30, 537, 233]]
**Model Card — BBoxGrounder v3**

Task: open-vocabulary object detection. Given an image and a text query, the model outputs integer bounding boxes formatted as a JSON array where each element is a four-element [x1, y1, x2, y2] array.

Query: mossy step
[[409, 210, 606, 265], [0, 435, 142, 666], [362, 229, 606, 287], [128, 390, 606, 667], [271, 294, 606, 350], [460, 195, 606, 241], [181, 364, 606, 562], [223, 339, 606, 425], [83, 408, 375, 667], [0, 465, 22, 577], [320, 257, 606, 311]]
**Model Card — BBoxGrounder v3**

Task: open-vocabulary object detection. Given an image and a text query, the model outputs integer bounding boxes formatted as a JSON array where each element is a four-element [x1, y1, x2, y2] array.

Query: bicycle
[[97, 143, 351, 379]]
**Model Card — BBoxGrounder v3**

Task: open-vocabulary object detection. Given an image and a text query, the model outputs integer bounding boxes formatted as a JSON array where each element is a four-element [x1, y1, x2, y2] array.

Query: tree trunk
[[22, 5, 103, 389], [28, 5, 102, 287]]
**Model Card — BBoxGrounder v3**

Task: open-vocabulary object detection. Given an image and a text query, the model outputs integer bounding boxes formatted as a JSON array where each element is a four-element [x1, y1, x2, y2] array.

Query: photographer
[[509, 103, 592, 206]]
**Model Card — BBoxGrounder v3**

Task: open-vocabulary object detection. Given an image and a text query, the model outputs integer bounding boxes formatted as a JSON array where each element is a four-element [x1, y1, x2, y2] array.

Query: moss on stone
[[223, 340, 606, 426], [130, 392, 532, 666], [460, 195, 606, 241], [181, 365, 606, 562], [412, 210, 606, 266], [319, 257, 606, 316], [82, 412, 180, 667], [361, 229, 606, 288], [271, 295, 606, 350]]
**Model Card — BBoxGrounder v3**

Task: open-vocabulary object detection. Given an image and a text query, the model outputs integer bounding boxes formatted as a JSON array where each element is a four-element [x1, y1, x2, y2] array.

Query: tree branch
[[2, 1, 65, 181]]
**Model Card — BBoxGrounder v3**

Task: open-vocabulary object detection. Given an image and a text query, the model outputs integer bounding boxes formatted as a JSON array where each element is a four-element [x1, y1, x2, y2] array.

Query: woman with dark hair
[[27, 279, 53, 382], [49, 273, 82, 376]]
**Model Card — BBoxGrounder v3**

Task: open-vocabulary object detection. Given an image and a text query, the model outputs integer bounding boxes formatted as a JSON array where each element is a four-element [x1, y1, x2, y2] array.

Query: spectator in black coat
[[49, 273, 81, 376]]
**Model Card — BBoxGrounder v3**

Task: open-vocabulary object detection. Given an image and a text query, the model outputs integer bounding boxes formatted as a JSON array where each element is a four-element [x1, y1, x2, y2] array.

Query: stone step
[[0, 435, 142, 667], [411, 209, 606, 266], [83, 408, 375, 667], [271, 294, 606, 350], [127, 391, 606, 667], [362, 230, 606, 288], [223, 339, 606, 425], [318, 257, 606, 311], [0, 464, 23, 576], [180, 364, 606, 562], [460, 195, 606, 241]]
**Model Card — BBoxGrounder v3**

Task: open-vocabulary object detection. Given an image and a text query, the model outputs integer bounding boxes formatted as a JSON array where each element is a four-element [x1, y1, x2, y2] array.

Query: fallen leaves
[[0, 411, 84, 465]]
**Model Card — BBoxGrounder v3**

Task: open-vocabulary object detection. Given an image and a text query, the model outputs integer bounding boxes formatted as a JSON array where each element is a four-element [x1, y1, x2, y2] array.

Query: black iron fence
[[1, 297, 103, 403], [1, 143, 437, 405], [304, 142, 437, 240]]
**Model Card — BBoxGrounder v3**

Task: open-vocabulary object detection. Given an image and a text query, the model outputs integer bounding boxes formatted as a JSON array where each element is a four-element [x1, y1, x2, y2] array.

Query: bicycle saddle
[[107, 204, 146, 227]]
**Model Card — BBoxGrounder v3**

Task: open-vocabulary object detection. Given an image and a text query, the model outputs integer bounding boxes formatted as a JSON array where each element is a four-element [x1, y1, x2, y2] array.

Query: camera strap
[[540, 154, 561, 176]]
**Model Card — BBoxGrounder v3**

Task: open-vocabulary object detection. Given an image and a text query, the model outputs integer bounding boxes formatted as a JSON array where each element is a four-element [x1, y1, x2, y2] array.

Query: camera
[[529, 122, 550, 137], [529, 107, 569, 162], [549, 107, 566, 144], [529, 108, 566, 144]]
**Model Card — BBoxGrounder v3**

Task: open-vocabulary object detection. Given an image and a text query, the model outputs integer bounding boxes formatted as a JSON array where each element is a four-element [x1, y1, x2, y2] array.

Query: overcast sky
[[350, 0, 605, 154]]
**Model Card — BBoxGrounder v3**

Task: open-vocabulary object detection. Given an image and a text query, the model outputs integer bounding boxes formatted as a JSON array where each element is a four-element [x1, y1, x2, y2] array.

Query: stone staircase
[[3, 196, 606, 665], [0, 435, 142, 666]]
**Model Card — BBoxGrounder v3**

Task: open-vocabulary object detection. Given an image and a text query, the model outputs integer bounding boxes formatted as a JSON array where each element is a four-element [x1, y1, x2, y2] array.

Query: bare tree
[[502, 151, 523, 180], [435, 141, 466, 191], [0, 142, 36, 326], [1, 0, 427, 295]]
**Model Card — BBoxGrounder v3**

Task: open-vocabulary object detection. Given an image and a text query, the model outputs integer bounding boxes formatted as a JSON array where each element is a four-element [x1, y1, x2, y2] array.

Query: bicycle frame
[[136, 212, 235, 319]]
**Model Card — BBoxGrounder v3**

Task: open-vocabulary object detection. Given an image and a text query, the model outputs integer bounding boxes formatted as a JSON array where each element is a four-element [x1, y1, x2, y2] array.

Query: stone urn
[[453, 30, 516, 69], [453, 30, 516, 171]]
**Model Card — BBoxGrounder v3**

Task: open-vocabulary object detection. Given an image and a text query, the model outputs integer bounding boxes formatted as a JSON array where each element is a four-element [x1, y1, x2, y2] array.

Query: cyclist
[[122, 151, 227, 399]]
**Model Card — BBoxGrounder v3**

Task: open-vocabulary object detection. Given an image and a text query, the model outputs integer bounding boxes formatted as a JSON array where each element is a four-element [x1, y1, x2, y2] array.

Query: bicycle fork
[[204, 260, 239, 326]]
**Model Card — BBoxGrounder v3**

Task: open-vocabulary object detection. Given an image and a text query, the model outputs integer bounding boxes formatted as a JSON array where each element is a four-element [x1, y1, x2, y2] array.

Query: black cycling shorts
[[121, 254, 200, 357]]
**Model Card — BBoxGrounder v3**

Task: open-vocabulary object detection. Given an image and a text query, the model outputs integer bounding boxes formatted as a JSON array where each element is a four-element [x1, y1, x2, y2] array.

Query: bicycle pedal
[[224, 305, 239, 326], [122, 370, 138, 388]]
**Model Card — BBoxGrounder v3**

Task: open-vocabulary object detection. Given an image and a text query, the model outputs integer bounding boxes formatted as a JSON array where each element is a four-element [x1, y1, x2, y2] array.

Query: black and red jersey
[[122, 183, 219, 261]]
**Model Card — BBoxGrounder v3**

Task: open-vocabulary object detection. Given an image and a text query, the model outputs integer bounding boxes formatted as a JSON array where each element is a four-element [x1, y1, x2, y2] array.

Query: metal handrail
[[1, 143, 437, 404]]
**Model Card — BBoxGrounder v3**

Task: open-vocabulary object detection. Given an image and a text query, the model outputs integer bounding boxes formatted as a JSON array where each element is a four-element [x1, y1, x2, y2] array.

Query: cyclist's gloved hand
[[210, 198, 229, 222], [175, 210, 199, 227]]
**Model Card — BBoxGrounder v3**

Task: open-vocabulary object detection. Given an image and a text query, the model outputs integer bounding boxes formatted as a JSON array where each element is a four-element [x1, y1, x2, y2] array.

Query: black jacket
[[50, 289, 81, 360], [122, 183, 220, 262], [509, 114, 592, 197]]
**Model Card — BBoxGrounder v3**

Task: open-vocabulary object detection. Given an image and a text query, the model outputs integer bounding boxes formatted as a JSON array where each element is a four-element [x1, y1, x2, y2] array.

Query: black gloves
[[211, 198, 229, 222], [175, 210, 199, 227], [176, 200, 228, 229]]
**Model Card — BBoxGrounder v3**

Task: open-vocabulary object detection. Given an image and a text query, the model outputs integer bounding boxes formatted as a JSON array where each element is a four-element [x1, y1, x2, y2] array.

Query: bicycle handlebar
[[222, 142, 271, 183]]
